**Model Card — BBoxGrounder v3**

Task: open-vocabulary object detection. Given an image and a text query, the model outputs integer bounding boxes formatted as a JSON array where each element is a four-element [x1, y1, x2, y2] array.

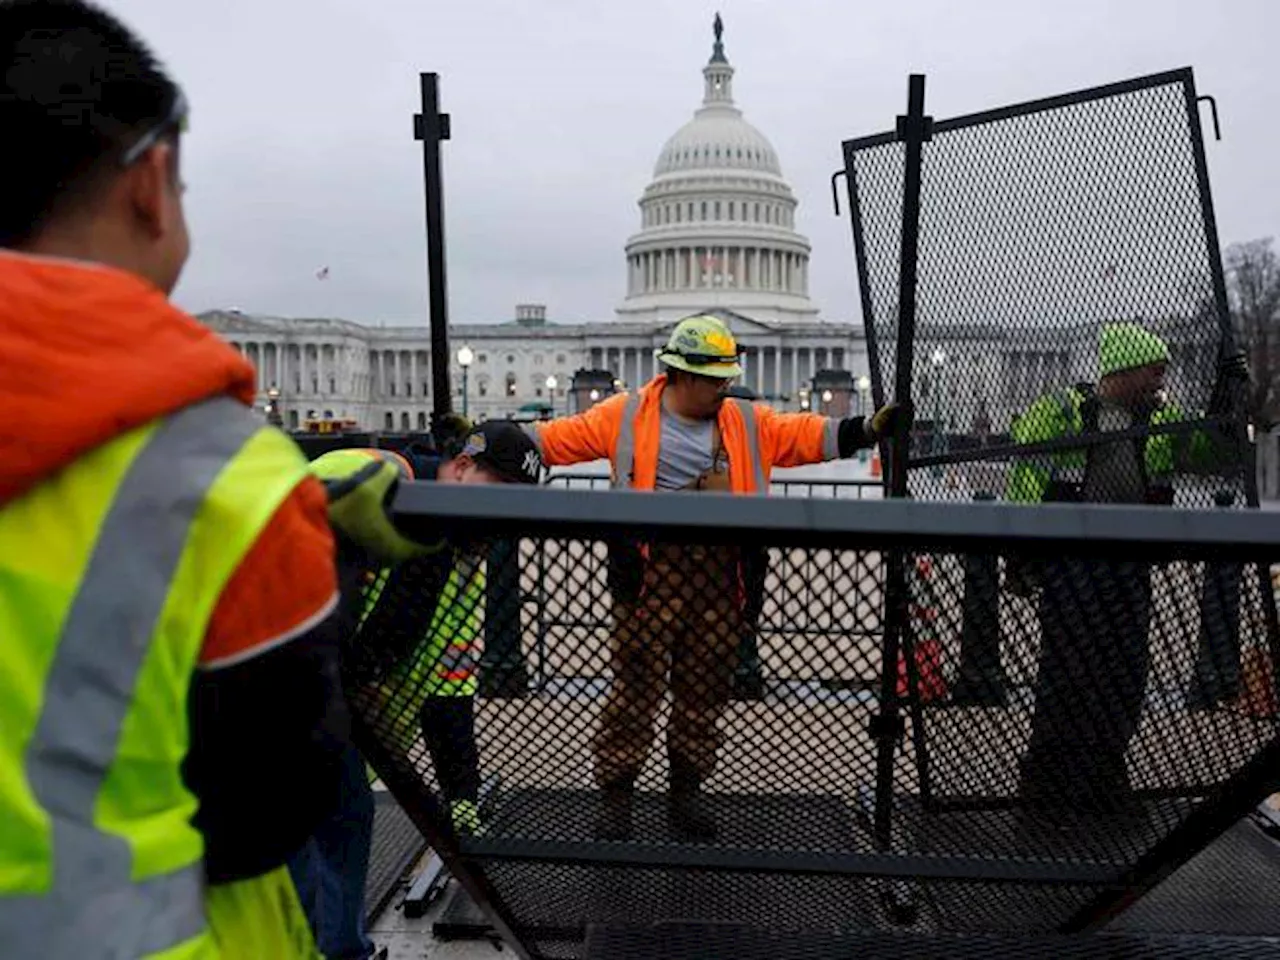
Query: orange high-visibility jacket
[[530, 374, 841, 493]]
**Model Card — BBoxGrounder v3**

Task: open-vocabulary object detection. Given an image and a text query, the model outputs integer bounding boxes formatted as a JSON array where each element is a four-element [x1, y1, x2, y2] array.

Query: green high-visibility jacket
[[0, 397, 320, 959], [361, 553, 486, 699], [1006, 385, 1215, 504]]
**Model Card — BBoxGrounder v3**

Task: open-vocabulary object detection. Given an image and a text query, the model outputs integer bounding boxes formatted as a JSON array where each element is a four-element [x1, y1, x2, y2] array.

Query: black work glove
[[837, 402, 912, 457], [1207, 353, 1250, 418], [865, 401, 910, 442]]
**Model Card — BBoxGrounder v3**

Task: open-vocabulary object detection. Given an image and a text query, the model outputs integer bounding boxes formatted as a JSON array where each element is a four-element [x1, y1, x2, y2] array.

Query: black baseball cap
[[458, 421, 543, 484]]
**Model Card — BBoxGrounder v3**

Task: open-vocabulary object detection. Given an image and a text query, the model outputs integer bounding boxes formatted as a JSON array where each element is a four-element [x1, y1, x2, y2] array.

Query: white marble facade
[[204, 305, 868, 429]]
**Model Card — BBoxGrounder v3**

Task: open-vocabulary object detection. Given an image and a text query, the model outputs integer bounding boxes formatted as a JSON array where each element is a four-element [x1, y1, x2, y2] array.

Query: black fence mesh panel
[[341, 486, 1280, 959], [842, 69, 1249, 509]]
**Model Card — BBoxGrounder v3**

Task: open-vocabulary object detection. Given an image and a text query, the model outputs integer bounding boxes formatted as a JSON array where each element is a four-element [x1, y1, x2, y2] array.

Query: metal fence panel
[[841, 68, 1249, 508], [344, 486, 1280, 959]]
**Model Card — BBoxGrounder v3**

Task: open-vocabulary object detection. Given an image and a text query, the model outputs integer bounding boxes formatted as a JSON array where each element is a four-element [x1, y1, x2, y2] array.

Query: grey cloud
[[105, 0, 1277, 326]]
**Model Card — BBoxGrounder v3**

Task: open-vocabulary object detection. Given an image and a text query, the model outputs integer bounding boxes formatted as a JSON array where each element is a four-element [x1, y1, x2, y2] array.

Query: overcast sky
[[106, 0, 1278, 327]]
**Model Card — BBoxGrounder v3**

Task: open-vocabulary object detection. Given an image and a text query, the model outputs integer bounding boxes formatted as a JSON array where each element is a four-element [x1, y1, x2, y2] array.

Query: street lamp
[[612, 378, 624, 394], [456, 344, 474, 419], [546, 374, 558, 419], [856, 375, 871, 416], [589, 388, 601, 402], [821, 389, 833, 413], [931, 348, 947, 473], [798, 387, 810, 411], [265, 385, 282, 427]]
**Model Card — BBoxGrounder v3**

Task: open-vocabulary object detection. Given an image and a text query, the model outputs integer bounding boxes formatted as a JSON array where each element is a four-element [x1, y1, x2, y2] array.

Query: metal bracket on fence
[[831, 169, 847, 216], [895, 112, 934, 143], [1197, 94, 1222, 141]]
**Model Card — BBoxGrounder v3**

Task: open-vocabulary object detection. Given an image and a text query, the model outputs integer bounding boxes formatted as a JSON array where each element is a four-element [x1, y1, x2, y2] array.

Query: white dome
[[655, 114, 782, 177], [615, 17, 819, 327]]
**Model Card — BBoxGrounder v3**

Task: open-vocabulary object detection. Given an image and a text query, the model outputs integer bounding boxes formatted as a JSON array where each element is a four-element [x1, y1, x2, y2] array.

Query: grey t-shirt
[[655, 407, 718, 490], [1083, 401, 1147, 504]]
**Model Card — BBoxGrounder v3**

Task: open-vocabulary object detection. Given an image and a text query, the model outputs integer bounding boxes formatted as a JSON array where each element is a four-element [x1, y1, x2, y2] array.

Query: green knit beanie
[[1099, 322, 1170, 377]]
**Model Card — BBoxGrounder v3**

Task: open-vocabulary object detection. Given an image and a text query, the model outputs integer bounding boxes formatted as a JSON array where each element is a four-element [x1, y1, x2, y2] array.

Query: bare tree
[[1226, 238, 1280, 427]]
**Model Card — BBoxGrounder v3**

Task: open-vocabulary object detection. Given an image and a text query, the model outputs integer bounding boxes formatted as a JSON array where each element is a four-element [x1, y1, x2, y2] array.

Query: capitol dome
[[616, 15, 818, 326], [654, 115, 782, 178]]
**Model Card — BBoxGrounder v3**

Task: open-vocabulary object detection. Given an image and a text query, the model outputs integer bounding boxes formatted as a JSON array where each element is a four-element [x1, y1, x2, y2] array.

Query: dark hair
[[0, 0, 180, 247]]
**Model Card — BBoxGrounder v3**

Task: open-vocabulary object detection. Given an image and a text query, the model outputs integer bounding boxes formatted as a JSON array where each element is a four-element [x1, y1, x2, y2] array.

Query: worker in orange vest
[[525, 314, 904, 841]]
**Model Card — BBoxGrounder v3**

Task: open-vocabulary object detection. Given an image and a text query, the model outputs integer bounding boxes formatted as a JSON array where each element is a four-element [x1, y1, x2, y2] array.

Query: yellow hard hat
[[656, 314, 743, 379]]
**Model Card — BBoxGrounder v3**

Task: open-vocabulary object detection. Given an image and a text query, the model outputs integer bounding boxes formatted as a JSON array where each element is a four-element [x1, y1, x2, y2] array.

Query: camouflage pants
[[593, 548, 743, 785]]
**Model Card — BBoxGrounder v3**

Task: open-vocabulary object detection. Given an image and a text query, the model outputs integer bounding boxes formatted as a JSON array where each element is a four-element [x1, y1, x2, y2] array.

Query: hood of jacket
[[0, 252, 257, 504]]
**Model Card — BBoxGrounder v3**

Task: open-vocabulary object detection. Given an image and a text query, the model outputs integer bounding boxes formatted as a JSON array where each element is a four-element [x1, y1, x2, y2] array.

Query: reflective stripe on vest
[[612, 392, 642, 489], [729, 398, 767, 495], [0, 397, 299, 958], [425, 555, 484, 696]]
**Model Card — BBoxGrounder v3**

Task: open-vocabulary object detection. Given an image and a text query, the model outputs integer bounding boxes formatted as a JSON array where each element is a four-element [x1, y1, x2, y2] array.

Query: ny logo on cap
[[522, 450, 541, 480]]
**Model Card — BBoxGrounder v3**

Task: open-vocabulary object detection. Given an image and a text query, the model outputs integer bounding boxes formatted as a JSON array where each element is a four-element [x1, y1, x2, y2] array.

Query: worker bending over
[[349, 424, 543, 837]]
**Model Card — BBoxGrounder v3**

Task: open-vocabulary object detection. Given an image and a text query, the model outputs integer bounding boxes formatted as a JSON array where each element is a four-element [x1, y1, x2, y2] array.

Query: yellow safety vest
[[0, 397, 320, 959]]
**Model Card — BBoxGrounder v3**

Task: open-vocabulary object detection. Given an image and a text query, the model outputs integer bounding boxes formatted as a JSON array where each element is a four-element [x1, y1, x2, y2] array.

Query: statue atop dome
[[710, 12, 727, 63]]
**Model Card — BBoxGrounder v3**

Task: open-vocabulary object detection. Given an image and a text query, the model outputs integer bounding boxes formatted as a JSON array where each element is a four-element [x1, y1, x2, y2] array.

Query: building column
[[773, 346, 782, 399]]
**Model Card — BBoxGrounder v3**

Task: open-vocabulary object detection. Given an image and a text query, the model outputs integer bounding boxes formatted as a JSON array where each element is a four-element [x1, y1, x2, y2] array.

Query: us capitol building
[[199, 19, 876, 432], [198, 17, 1205, 436]]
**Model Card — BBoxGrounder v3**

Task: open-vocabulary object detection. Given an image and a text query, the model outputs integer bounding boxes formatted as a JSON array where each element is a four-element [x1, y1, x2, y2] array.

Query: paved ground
[[370, 869, 499, 960]]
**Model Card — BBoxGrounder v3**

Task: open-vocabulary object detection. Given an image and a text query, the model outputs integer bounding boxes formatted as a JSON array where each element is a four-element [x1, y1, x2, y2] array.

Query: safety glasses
[[121, 88, 190, 167], [660, 347, 745, 366]]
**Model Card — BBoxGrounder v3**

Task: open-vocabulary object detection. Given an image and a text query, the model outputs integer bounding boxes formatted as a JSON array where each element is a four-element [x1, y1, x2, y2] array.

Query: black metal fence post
[[950, 492, 1008, 707], [479, 538, 529, 698], [869, 74, 932, 924], [1188, 489, 1244, 709], [413, 72, 454, 429], [733, 545, 768, 700]]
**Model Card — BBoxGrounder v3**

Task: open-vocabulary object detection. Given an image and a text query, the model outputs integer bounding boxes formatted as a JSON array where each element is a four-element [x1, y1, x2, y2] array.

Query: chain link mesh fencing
[[838, 68, 1278, 835], [342, 486, 1280, 959], [840, 68, 1249, 509]]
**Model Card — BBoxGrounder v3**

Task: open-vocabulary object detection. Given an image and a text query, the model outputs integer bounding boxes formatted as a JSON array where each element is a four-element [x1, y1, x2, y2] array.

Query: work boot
[[594, 778, 635, 841], [668, 757, 718, 842]]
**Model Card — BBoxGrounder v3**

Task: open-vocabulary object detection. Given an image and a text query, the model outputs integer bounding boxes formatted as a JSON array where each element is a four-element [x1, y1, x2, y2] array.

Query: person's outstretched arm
[[758, 402, 904, 467], [525, 393, 627, 466]]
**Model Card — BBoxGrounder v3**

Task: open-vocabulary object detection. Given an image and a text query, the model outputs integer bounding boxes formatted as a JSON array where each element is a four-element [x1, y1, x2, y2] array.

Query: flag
[[316, 266, 330, 280]]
